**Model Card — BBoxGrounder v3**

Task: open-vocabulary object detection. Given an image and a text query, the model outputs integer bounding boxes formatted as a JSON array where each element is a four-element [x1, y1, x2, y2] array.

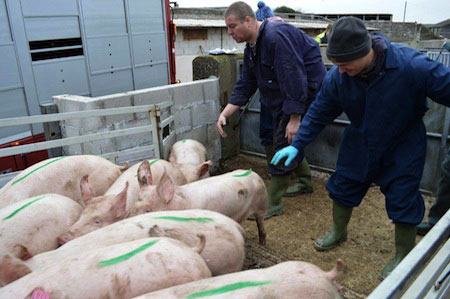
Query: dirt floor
[[219, 154, 435, 298]]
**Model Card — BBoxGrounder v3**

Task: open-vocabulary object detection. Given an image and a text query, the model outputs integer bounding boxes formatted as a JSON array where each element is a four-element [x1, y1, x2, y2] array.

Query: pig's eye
[[93, 218, 102, 225]]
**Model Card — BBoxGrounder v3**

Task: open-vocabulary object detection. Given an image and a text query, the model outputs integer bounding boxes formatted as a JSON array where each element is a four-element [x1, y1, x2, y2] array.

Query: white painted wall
[[175, 55, 197, 83], [175, 28, 245, 56], [175, 27, 245, 82]]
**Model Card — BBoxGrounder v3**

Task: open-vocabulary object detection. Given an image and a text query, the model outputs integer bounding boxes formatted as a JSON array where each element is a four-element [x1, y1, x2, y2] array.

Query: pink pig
[[0, 237, 211, 299], [137, 161, 268, 245], [0, 194, 81, 264], [102, 158, 211, 213], [0, 155, 127, 208], [134, 259, 345, 299], [168, 139, 212, 182], [33, 210, 244, 278], [57, 158, 210, 244], [169, 139, 207, 165]]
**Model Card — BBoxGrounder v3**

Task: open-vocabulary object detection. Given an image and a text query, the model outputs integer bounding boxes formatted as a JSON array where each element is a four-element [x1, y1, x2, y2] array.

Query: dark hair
[[225, 1, 256, 22]]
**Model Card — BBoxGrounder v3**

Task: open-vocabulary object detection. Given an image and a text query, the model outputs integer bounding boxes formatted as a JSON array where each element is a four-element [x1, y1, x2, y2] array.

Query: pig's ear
[[31, 288, 51, 299], [137, 160, 153, 187], [197, 160, 212, 178], [157, 172, 174, 204], [0, 255, 32, 286], [12, 244, 32, 261], [113, 182, 129, 219], [80, 175, 94, 205]]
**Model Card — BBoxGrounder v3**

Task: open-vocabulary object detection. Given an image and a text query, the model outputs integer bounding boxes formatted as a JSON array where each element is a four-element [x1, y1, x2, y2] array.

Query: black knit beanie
[[326, 17, 372, 62]]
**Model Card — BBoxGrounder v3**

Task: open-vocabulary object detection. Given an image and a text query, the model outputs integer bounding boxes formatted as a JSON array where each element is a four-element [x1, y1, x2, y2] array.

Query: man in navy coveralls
[[217, 1, 326, 219], [272, 17, 450, 279]]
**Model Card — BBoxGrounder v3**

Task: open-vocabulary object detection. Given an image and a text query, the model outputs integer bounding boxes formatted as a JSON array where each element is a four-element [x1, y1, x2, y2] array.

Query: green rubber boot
[[285, 158, 314, 196], [314, 201, 352, 251], [264, 144, 313, 196], [264, 174, 290, 219], [380, 223, 416, 280], [247, 174, 290, 221], [416, 221, 433, 236]]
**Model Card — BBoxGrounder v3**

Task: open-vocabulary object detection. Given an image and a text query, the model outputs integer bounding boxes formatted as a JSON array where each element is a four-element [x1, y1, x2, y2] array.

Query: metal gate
[[0, 100, 175, 188]]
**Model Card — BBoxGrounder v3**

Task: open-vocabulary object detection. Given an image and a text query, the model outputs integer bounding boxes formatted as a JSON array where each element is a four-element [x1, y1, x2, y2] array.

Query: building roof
[[430, 18, 450, 28], [174, 18, 379, 31], [174, 18, 330, 30]]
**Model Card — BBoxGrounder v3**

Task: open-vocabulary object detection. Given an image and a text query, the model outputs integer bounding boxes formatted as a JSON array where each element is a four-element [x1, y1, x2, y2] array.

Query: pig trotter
[[255, 214, 266, 245]]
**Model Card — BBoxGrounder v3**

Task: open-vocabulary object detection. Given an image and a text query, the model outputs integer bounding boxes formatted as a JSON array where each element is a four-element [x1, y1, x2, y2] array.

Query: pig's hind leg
[[255, 214, 266, 245]]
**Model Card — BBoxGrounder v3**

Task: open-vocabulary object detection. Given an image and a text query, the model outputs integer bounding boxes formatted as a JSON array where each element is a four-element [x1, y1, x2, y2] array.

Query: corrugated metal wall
[[0, 0, 169, 143]]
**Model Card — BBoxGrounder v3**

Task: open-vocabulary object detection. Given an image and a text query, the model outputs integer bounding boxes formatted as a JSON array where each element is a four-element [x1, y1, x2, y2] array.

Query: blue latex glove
[[271, 146, 299, 167]]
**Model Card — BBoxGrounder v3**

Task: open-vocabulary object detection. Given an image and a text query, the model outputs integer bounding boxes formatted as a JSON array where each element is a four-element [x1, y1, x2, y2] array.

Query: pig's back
[[169, 139, 207, 165], [180, 169, 267, 212], [28, 209, 245, 276], [0, 237, 211, 299], [0, 194, 82, 256], [0, 155, 123, 208], [134, 261, 342, 299]]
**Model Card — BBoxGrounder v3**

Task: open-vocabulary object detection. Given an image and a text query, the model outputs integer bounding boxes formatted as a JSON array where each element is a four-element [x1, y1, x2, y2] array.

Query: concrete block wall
[[193, 54, 243, 161], [364, 21, 419, 42], [53, 78, 221, 169]]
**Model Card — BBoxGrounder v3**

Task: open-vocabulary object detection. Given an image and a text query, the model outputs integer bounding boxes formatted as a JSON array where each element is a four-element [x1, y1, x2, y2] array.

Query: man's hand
[[271, 146, 299, 167], [217, 113, 228, 138], [216, 104, 241, 139], [285, 114, 301, 144]]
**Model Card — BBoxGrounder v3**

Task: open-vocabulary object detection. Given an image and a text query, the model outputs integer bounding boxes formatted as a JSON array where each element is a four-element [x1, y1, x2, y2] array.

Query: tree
[[274, 6, 300, 13]]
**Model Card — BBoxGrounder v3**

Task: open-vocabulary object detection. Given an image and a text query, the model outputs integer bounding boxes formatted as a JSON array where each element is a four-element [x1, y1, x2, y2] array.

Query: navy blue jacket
[[292, 34, 450, 181], [229, 20, 326, 116]]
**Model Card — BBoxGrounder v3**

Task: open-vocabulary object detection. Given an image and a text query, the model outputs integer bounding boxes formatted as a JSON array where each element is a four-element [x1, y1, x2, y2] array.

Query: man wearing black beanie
[[272, 16, 450, 279]]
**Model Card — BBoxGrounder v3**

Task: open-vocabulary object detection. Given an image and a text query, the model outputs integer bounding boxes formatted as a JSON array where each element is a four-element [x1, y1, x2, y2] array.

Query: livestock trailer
[[0, 0, 176, 173]]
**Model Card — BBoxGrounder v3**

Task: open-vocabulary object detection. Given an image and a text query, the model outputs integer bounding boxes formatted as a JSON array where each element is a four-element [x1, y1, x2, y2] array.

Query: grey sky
[[176, 0, 449, 24]]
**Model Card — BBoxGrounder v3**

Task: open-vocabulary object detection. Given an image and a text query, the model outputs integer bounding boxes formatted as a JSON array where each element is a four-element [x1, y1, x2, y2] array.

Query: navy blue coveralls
[[230, 20, 326, 175], [291, 34, 450, 225]]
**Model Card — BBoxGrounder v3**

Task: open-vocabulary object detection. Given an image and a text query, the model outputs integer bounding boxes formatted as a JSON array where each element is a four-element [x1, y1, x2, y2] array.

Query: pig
[[0, 237, 211, 299], [55, 175, 131, 242], [102, 158, 210, 213], [169, 139, 212, 182], [169, 139, 208, 165], [0, 155, 127, 208], [0, 234, 211, 298], [57, 157, 211, 242], [137, 162, 268, 245], [43, 210, 245, 277], [0, 194, 82, 259], [133, 259, 345, 299]]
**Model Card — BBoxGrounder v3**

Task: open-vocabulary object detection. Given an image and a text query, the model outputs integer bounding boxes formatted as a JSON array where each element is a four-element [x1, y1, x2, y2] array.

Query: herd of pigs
[[0, 139, 344, 298]]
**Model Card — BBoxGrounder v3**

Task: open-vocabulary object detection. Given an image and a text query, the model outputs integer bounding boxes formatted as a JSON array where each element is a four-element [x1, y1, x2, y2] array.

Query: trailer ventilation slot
[[29, 38, 84, 61], [29, 38, 82, 50]]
